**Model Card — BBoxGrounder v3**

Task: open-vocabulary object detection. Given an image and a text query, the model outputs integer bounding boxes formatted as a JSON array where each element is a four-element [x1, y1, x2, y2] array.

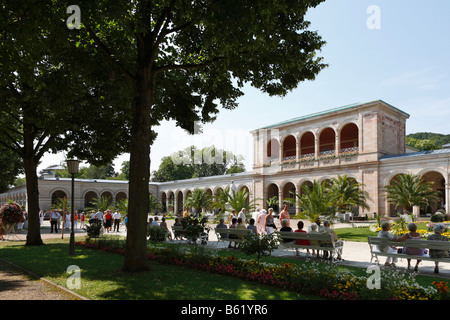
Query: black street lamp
[[67, 159, 80, 255]]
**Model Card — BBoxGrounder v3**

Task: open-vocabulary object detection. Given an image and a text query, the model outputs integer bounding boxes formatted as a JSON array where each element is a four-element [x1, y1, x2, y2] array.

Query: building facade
[[2, 100, 449, 217]]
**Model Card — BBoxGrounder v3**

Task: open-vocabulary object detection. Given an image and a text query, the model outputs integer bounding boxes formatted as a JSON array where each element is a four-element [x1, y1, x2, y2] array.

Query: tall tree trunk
[[23, 132, 43, 246], [122, 66, 153, 272]]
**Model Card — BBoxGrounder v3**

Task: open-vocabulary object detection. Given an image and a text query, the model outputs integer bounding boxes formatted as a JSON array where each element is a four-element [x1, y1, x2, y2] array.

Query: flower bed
[[76, 239, 443, 300]]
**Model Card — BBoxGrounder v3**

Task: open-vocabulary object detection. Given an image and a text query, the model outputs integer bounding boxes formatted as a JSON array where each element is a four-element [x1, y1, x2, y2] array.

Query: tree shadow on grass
[[0, 242, 307, 300]]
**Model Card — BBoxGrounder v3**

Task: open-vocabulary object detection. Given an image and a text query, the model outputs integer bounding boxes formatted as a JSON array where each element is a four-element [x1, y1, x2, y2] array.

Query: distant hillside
[[406, 132, 450, 151]]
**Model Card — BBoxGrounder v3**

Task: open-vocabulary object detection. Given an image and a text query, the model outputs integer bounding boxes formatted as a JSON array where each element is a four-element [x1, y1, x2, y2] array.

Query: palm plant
[[227, 188, 259, 216], [384, 173, 440, 213], [294, 180, 337, 222], [185, 189, 212, 215], [212, 187, 230, 213], [86, 196, 114, 212], [116, 198, 128, 215], [330, 174, 370, 212], [149, 193, 164, 213]]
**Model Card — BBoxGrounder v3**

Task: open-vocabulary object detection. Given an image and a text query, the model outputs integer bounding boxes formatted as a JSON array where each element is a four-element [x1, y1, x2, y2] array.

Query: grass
[[0, 237, 310, 300]]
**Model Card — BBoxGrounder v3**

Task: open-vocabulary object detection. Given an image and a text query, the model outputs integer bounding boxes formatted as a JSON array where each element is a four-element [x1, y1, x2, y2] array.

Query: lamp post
[[67, 159, 80, 255]]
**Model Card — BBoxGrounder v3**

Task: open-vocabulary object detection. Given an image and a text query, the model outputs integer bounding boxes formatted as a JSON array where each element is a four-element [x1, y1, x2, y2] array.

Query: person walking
[[50, 210, 61, 233], [113, 210, 122, 232]]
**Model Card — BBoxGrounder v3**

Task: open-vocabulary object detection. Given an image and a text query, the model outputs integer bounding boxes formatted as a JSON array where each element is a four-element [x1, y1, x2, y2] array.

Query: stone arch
[[339, 123, 359, 150], [84, 190, 98, 208], [282, 134, 296, 159], [299, 131, 315, 157], [319, 127, 336, 153], [51, 190, 68, 206]]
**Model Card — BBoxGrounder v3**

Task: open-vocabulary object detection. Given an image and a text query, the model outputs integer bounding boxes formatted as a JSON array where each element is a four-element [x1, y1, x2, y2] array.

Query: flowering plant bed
[[75, 238, 446, 300]]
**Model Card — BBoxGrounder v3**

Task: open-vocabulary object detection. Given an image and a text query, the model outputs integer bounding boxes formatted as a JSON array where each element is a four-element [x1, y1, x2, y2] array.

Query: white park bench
[[276, 231, 344, 262], [368, 236, 450, 273], [171, 225, 208, 244], [214, 228, 252, 247]]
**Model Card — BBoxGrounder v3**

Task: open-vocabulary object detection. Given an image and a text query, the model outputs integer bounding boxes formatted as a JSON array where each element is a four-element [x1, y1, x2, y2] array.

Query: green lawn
[[0, 238, 309, 300]]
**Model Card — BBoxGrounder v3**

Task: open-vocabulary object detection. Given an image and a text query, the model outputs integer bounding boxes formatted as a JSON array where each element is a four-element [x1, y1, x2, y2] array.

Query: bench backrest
[[215, 228, 252, 236], [368, 236, 450, 251], [276, 231, 334, 242]]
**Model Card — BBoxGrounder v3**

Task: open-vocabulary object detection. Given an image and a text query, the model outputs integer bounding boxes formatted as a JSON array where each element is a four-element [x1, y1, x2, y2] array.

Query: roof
[[380, 148, 450, 161], [254, 100, 410, 130]]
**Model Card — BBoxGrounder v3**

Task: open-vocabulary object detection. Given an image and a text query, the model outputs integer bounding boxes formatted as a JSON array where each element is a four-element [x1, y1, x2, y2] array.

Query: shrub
[[84, 222, 102, 239], [147, 225, 168, 242], [239, 233, 279, 268]]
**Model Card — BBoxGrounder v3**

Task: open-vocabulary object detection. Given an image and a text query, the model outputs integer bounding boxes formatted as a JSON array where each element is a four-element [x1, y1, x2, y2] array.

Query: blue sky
[[40, 0, 450, 174]]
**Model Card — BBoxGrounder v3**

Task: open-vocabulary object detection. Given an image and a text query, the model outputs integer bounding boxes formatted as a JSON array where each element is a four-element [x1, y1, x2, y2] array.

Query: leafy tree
[[406, 132, 450, 148], [384, 173, 440, 213], [61, 0, 327, 271], [0, 145, 22, 193], [0, 2, 131, 246], [406, 137, 439, 151]]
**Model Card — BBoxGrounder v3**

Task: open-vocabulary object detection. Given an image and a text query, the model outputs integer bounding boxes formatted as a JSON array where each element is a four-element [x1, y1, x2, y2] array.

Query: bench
[[367, 236, 450, 272], [214, 228, 252, 247], [275, 231, 344, 262], [171, 225, 209, 244]]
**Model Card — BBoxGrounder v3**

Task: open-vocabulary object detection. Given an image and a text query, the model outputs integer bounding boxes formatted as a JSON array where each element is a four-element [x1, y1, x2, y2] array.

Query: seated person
[[321, 220, 343, 260], [228, 218, 238, 248], [279, 219, 294, 243], [397, 222, 425, 271], [294, 221, 310, 256], [216, 218, 228, 239], [247, 218, 258, 235], [377, 221, 398, 267], [427, 223, 449, 273], [308, 223, 321, 258]]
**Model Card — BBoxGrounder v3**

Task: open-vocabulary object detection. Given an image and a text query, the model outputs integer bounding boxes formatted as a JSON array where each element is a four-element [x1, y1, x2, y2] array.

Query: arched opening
[[116, 191, 127, 203], [340, 123, 359, 151], [319, 128, 336, 154], [176, 191, 183, 214], [300, 132, 315, 159], [51, 190, 67, 206], [84, 191, 98, 208], [160, 192, 167, 212], [282, 135, 296, 160], [282, 182, 296, 214], [298, 180, 313, 197], [101, 191, 113, 206], [266, 183, 279, 212], [421, 171, 446, 215]]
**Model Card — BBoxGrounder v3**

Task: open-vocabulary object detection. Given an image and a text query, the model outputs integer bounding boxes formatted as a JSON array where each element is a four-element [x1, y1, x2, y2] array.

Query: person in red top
[[104, 210, 113, 233], [295, 221, 310, 256]]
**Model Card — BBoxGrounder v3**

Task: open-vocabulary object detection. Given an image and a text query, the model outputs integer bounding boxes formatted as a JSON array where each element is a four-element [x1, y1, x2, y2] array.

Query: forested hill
[[406, 132, 450, 151]]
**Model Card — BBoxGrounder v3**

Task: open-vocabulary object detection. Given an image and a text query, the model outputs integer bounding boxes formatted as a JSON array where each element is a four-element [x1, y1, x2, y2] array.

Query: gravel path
[[0, 259, 80, 300]]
